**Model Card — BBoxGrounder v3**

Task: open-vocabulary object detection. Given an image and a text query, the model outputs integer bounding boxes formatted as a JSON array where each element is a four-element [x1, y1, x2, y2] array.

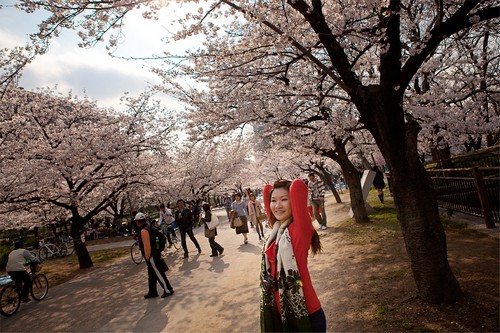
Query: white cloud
[[0, 2, 197, 110]]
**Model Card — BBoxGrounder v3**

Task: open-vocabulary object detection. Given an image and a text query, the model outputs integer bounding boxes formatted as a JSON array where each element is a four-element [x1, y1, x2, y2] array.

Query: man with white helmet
[[134, 212, 174, 299]]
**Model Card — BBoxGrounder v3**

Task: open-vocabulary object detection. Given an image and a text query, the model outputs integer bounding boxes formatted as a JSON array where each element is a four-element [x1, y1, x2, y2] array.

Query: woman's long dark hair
[[269, 179, 322, 255]]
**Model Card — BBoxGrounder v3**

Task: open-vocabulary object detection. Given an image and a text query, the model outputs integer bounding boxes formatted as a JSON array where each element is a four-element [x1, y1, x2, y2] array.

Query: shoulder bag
[[206, 214, 220, 230]]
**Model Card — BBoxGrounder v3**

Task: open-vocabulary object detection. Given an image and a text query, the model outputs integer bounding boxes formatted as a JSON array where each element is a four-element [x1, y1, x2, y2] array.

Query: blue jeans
[[309, 308, 326, 332]]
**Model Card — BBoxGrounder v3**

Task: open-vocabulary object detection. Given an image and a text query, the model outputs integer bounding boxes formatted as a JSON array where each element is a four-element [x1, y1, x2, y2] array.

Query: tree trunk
[[329, 182, 342, 203], [315, 165, 342, 203], [356, 87, 462, 303], [73, 238, 93, 269], [391, 159, 462, 303], [70, 216, 93, 269], [332, 140, 369, 223]]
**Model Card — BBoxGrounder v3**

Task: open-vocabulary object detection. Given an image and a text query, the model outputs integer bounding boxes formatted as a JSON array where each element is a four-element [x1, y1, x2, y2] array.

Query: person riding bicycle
[[6, 240, 41, 303], [158, 203, 177, 248]]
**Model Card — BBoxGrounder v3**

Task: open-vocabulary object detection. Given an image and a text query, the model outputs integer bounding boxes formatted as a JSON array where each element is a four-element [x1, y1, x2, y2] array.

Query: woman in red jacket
[[260, 179, 326, 332]]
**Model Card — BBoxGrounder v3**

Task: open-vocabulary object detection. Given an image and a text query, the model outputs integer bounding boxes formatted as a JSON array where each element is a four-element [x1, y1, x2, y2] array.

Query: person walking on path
[[6, 240, 42, 302], [175, 199, 202, 258], [134, 212, 174, 299], [307, 173, 327, 230], [372, 166, 386, 203], [222, 193, 233, 220], [231, 193, 250, 244], [261, 179, 326, 332], [201, 203, 224, 257], [247, 193, 265, 241]]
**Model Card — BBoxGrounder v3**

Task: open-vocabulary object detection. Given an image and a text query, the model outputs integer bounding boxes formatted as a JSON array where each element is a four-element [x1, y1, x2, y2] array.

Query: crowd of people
[[5, 168, 389, 332], [131, 176, 333, 332]]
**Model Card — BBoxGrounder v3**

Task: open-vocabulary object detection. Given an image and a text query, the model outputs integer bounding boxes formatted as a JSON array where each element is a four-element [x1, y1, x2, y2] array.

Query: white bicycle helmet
[[134, 212, 146, 221]]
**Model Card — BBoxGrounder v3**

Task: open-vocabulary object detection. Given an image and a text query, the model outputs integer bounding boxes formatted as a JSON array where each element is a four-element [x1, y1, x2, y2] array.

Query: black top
[[175, 208, 194, 231]]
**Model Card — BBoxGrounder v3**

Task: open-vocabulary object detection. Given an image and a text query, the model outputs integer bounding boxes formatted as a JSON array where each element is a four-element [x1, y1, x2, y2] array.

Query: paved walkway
[[0, 210, 264, 332], [86, 239, 135, 252], [1, 196, 496, 332]]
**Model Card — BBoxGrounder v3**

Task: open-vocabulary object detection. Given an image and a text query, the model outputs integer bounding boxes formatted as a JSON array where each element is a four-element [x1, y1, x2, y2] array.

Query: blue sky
[[0, 1, 200, 110]]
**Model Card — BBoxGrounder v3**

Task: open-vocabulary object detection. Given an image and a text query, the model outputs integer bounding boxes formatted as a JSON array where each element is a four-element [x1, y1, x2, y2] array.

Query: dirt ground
[[30, 192, 499, 333], [315, 193, 499, 333]]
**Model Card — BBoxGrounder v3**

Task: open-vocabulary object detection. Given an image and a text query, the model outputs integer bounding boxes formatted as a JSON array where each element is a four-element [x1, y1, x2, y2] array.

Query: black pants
[[208, 237, 224, 255], [180, 228, 201, 256], [8, 271, 31, 299], [146, 255, 173, 295]]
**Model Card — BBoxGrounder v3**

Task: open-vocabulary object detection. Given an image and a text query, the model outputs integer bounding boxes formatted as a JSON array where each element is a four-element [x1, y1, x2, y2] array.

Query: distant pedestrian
[[231, 193, 250, 244], [247, 193, 265, 241], [175, 199, 202, 258], [201, 203, 224, 257], [372, 166, 386, 203], [222, 193, 233, 220], [134, 212, 174, 299], [307, 173, 327, 230]]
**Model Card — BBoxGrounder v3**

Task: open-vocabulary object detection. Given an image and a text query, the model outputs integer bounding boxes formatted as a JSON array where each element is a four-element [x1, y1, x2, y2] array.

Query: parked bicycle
[[37, 239, 65, 260], [0, 263, 49, 317], [131, 225, 181, 264], [59, 235, 74, 256], [130, 238, 143, 265]]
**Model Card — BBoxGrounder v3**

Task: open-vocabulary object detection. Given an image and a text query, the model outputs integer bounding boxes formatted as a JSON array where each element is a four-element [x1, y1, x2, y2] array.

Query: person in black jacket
[[372, 166, 386, 203], [175, 199, 202, 258]]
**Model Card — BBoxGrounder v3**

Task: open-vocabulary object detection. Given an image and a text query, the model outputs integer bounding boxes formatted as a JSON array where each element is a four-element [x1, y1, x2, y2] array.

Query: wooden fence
[[427, 167, 499, 228]]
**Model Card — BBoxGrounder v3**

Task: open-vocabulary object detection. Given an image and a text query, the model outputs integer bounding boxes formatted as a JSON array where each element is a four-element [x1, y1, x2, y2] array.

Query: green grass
[[337, 192, 401, 243], [373, 304, 389, 323], [91, 248, 129, 264]]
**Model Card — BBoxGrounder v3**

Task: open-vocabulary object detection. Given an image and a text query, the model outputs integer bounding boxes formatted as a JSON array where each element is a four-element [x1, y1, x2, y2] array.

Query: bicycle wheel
[[64, 241, 74, 255], [130, 243, 143, 264], [31, 274, 49, 301], [0, 285, 21, 317], [171, 237, 181, 250], [39, 247, 49, 260], [59, 243, 68, 257], [48, 244, 62, 258]]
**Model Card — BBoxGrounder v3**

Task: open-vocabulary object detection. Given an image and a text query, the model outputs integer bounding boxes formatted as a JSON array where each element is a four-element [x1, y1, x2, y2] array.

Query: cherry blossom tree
[[0, 87, 175, 268], [162, 0, 498, 303], [4, 0, 499, 304], [410, 24, 500, 161], [147, 138, 251, 203]]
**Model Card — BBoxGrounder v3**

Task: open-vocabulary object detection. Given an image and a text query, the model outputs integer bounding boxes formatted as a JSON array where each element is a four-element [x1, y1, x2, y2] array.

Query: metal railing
[[427, 167, 499, 228]]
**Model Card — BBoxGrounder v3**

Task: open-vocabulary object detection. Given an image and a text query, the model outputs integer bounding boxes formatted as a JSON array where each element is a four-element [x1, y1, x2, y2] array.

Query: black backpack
[[148, 226, 166, 254]]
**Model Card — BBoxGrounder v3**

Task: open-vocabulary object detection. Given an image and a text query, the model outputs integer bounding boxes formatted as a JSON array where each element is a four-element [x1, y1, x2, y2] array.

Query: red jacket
[[263, 179, 321, 314]]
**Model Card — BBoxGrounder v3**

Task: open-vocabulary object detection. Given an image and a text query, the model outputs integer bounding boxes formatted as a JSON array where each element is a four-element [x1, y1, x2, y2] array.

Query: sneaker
[[161, 291, 173, 298], [144, 293, 159, 299], [244, 240, 248, 244], [219, 248, 224, 255], [183, 254, 189, 259], [209, 254, 218, 257], [321, 225, 327, 230]]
